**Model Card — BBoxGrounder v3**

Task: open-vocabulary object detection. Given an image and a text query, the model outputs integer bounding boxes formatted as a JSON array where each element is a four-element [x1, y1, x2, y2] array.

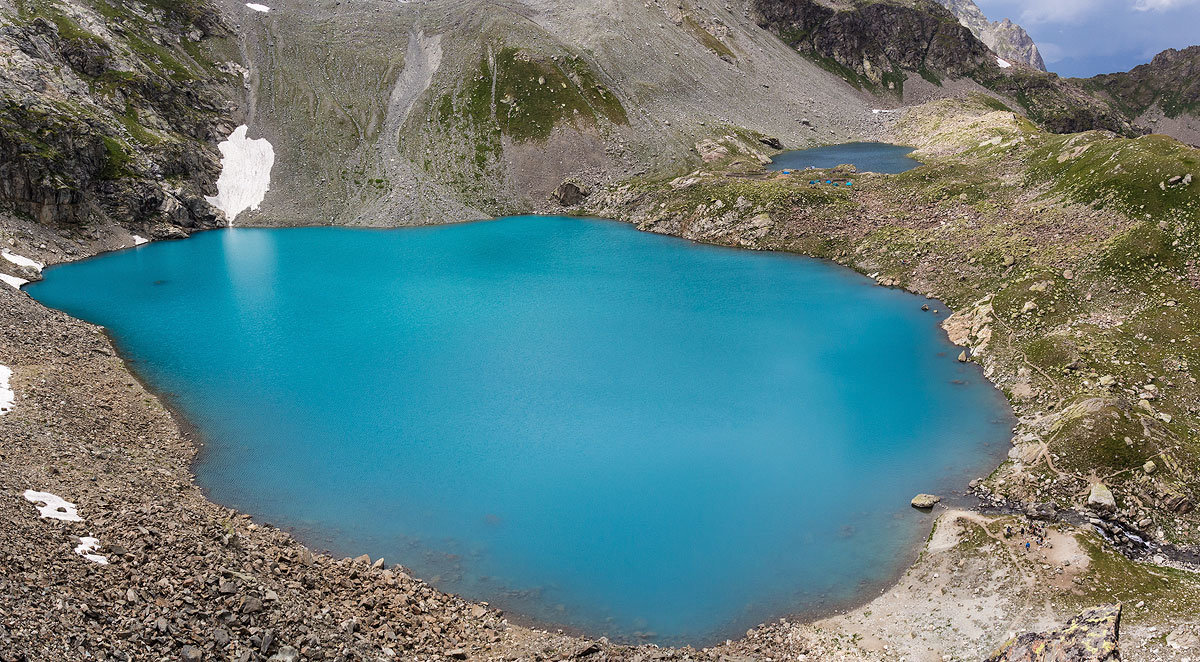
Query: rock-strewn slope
[[218, 0, 899, 227], [937, 0, 1045, 71]]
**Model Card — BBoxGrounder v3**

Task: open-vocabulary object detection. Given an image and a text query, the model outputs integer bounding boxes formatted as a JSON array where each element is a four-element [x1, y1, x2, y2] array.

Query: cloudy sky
[[973, 0, 1200, 77]]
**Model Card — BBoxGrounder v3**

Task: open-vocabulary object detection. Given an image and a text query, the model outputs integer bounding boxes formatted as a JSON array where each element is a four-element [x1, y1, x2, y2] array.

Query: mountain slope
[[0, 0, 1162, 240], [1083, 45, 1200, 147], [937, 0, 1045, 70], [749, 0, 994, 91], [221, 0, 903, 226], [0, 0, 238, 246]]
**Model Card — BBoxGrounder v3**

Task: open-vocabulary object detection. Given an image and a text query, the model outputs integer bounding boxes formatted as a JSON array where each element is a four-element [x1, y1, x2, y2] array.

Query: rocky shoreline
[[6, 93, 1200, 658], [4, 0, 1200, 657], [4, 190, 1199, 661]]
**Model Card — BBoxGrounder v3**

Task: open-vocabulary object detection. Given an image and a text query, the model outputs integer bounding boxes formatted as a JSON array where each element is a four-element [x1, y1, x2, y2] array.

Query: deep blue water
[[27, 217, 1011, 645], [768, 142, 920, 174]]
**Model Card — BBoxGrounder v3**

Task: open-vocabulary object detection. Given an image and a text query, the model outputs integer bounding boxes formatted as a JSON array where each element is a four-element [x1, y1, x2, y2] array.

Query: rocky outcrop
[[749, 0, 995, 90], [937, 0, 1046, 70], [1083, 46, 1200, 145], [975, 67, 1136, 135], [551, 179, 590, 207], [1086, 46, 1200, 119], [0, 0, 236, 238], [984, 604, 1121, 661]]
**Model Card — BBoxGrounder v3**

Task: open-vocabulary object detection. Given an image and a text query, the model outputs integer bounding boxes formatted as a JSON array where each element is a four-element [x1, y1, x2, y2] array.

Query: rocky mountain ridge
[[1, 0, 1186, 240], [1085, 45, 1200, 147], [749, 0, 994, 91], [937, 0, 1045, 71]]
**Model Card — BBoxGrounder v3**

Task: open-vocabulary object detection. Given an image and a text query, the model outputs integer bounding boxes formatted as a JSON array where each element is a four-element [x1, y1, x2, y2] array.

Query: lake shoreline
[[3, 186, 1195, 658], [21, 218, 1014, 648]]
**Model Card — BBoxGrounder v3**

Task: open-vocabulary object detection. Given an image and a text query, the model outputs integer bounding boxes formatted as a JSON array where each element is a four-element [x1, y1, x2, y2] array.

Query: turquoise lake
[[768, 142, 920, 174], [26, 216, 1012, 645]]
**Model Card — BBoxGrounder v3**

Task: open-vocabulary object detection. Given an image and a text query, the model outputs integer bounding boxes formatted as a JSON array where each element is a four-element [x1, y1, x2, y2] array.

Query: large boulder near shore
[[551, 180, 590, 206], [984, 603, 1121, 661], [911, 494, 941, 509], [759, 136, 784, 150]]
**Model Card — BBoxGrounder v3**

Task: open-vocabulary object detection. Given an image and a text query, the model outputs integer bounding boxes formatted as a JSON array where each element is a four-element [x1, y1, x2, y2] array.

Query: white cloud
[[1016, 0, 1098, 23], [1133, 0, 1197, 10]]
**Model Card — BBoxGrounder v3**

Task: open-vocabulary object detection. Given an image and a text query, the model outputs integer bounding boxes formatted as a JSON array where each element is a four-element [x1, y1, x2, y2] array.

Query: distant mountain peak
[[937, 0, 1046, 71]]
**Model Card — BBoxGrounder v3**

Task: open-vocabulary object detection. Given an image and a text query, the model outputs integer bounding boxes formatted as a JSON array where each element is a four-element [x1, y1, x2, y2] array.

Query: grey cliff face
[[0, 1, 237, 239], [749, 0, 995, 88], [937, 0, 1046, 70]]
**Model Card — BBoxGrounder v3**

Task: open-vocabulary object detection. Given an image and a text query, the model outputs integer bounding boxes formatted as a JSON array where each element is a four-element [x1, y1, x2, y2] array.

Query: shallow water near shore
[[768, 142, 920, 174], [27, 216, 1012, 645]]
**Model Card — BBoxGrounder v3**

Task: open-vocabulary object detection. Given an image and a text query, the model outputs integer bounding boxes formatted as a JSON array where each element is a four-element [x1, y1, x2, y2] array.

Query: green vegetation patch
[[99, 134, 131, 179], [683, 17, 735, 61], [480, 48, 626, 142], [1024, 132, 1200, 220], [1046, 398, 1158, 475], [1066, 533, 1200, 621]]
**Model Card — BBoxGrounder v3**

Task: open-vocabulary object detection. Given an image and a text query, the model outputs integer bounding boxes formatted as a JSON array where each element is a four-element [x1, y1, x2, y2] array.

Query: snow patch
[[0, 365, 13, 414], [24, 490, 84, 522], [132, 235, 149, 246], [205, 125, 275, 224], [2, 250, 43, 272], [74, 537, 108, 565], [996, 58, 1012, 69], [0, 273, 28, 289], [246, 3, 271, 11]]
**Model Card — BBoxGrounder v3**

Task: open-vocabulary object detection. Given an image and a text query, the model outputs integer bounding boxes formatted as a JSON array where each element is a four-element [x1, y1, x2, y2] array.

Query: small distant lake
[[27, 217, 1010, 646], [768, 142, 920, 174]]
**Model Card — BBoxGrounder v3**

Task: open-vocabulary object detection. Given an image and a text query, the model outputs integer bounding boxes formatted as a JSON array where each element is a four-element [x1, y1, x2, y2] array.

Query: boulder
[[180, 645, 203, 662], [911, 494, 940, 509], [1087, 483, 1116, 512], [1024, 502, 1057, 520], [758, 136, 784, 150], [267, 647, 299, 662], [1143, 460, 1157, 475], [984, 603, 1121, 661], [551, 180, 590, 206], [1161, 490, 1195, 514]]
